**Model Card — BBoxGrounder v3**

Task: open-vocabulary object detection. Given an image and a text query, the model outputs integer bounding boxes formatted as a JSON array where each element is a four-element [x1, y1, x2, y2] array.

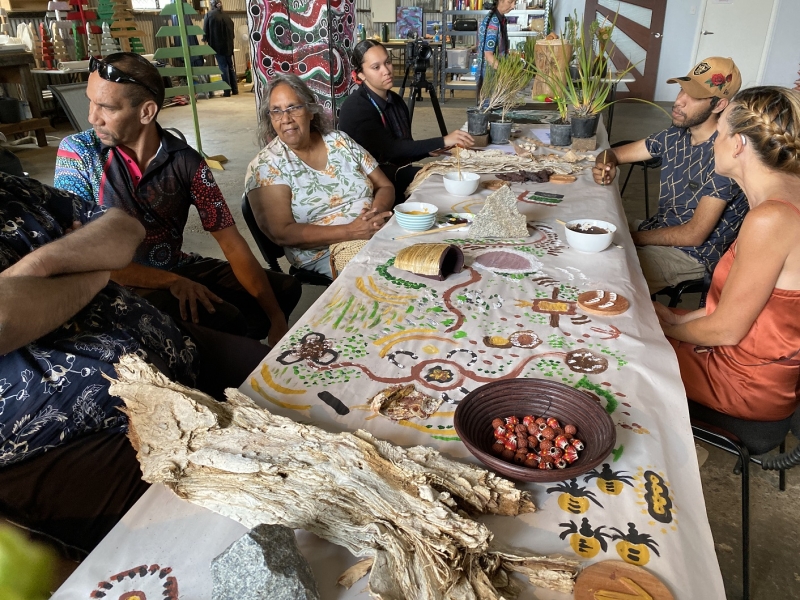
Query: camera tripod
[[398, 63, 448, 137]]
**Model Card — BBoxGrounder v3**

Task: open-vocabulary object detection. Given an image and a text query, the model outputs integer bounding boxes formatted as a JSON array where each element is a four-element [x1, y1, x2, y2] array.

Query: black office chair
[[611, 140, 661, 220], [240, 194, 332, 287], [653, 264, 714, 309], [690, 401, 800, 600]]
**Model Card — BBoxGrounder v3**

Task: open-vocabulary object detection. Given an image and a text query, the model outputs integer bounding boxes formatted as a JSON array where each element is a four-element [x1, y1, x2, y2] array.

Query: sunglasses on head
[[89, 56, 160, 99]]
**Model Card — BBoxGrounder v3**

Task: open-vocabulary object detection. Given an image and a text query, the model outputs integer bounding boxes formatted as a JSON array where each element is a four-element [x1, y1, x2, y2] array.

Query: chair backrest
[[241, 192, 285, 273], [48, 82, 91, 133]]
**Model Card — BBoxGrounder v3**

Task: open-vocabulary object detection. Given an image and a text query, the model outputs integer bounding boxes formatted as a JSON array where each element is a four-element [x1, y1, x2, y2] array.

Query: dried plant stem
[[110, 355, 580, 599]]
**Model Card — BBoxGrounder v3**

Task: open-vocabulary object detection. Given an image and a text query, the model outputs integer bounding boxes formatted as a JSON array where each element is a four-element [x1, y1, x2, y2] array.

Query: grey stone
[[212, 524, 320, 600], [470, 185, 529, 238]]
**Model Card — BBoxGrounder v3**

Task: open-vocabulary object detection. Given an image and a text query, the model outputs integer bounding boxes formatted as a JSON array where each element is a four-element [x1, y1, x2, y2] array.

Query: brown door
[[583, 0, 667, 101]]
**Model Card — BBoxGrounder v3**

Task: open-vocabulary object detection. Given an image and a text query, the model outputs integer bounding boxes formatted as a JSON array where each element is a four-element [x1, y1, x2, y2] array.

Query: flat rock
[[212, 524, 320, 600], [470, 185, 529, 238], [571, 135, 597, 151]]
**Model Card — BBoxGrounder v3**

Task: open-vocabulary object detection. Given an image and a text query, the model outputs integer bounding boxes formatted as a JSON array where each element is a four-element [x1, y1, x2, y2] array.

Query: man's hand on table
[[169, 276, 224, 323], [592, 150, 619, 186]]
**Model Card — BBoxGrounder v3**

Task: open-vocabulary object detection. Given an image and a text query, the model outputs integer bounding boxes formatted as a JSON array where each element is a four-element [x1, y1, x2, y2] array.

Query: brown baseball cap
[[667, 57, 742, 99]]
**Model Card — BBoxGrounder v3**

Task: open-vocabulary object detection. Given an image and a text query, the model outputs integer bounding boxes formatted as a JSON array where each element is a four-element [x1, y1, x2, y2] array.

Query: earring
[[740, 134, 747, 146]]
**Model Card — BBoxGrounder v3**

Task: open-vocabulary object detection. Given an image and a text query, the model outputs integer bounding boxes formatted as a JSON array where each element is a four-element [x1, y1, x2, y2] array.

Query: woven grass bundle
[[330, 239, 369, 279], [395, 243, 464, 280]]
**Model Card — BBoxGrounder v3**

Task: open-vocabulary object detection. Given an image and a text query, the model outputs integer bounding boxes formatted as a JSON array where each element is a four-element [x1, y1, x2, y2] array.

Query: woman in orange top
[[655, 86, 800, 421]]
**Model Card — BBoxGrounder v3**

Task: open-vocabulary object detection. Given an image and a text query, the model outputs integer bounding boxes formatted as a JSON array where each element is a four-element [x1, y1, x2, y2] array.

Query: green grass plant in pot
[[528, 45, 573, 146], [478, 52, 534, 145], [568, 12, 636, 139]]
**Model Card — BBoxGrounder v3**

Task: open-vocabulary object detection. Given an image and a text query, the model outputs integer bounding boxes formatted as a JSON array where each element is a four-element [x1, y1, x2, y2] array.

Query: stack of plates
[[394, 202, 438, 232]]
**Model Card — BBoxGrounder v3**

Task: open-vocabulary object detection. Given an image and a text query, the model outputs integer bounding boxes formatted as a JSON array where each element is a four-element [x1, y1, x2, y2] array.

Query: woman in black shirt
[[339, 40, 474, 205]]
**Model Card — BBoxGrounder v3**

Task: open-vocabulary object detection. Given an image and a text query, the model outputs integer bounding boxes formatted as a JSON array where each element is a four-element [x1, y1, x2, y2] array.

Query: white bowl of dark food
[[443, 171, 480, 196], [563, 219, 617, 253]]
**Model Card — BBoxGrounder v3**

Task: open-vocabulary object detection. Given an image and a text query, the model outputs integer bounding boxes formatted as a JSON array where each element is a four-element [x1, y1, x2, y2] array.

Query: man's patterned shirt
[[639, 125, 748, 268]]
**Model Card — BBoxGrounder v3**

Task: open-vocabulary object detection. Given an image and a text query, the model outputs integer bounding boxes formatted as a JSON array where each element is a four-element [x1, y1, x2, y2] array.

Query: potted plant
[[567, 12, 635, 139], [478, 53, 534, 144], [528, 45, 574, 147]]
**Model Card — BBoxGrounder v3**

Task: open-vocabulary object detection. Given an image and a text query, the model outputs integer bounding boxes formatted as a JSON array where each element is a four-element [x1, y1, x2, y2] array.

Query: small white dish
[[563, 219, 617, 253], [443, 171, 480, 196]]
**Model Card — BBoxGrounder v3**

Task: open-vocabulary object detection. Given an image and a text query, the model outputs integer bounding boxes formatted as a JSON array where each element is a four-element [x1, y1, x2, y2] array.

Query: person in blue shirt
[[593, 57, 749, 293], [477, 0, 514, 93]]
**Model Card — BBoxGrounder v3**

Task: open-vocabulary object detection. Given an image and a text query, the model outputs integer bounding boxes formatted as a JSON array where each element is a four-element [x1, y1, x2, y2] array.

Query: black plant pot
[[467, 108, 489, 135], [571, 114, 599, 139], [550, 121, 572, 147], [489, 121, 512, 144]]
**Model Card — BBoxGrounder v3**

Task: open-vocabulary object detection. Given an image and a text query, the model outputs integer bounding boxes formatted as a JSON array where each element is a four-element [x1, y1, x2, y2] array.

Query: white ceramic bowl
[[563, 219, 617, 253], [395, 202, 438, 232], [443, 172, 480, 196]]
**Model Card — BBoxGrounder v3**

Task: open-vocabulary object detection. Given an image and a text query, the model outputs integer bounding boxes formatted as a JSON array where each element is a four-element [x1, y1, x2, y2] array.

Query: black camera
[[405, 40, 433, 73]]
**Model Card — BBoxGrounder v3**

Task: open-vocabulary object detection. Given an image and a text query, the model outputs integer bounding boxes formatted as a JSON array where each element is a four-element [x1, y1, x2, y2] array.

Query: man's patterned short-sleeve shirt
[[639, 126, 748, 268], [0, 174, 198, 467], [54, 126, 234, 270]]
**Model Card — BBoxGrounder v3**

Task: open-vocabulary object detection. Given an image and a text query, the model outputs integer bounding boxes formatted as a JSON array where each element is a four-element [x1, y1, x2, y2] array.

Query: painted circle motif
[[471, 248, 543, 275], [89, 564, 178, 599], [565, 349, 608, 374], [251, 31, 261, 42], [508, 330, 542, 349]]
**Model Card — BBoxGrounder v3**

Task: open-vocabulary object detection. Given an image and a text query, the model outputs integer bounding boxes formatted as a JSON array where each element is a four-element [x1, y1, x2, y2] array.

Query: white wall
[[554, 0, 800, 102], [760, 0, 800, 88]]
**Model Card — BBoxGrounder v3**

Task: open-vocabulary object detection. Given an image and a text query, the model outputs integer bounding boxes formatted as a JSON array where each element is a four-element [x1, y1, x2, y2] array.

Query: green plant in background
[[529, 10, 638, 121], [523, 36, 537, 64], [479, 52, 534, 122]]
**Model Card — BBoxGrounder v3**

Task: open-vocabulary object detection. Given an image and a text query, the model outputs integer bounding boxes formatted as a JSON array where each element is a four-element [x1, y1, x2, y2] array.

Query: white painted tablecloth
[[56, 125, 724, 600]]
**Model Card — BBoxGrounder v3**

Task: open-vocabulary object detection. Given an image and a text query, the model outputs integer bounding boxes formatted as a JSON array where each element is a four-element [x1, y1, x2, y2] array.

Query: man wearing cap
[[54, 52, 301, 347], [203, 0, 238, 97], [593, 57, 748, 294]]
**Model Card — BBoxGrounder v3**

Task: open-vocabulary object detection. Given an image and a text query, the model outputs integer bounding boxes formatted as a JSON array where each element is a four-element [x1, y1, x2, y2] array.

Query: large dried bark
[[110, 355, 579, 599]]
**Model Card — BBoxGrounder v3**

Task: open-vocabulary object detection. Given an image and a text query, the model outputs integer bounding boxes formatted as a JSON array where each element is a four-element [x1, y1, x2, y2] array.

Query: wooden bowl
[[454, 379, 616, 483]]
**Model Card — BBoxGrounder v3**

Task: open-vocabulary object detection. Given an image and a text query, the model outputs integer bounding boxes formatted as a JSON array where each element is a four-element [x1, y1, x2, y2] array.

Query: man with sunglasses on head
[[55, 52, 301, 347], [592, 57, 749, 294]]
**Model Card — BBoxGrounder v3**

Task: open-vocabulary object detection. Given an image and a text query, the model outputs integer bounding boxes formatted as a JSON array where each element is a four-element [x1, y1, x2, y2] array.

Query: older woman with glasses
[[245, 74, 394, 278]]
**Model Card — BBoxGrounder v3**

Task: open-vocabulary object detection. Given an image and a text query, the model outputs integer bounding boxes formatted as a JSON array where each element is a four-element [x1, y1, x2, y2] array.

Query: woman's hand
[[653, 301, 682, 327], [349, 207, 392, 240], [443, 130, 475, 149]]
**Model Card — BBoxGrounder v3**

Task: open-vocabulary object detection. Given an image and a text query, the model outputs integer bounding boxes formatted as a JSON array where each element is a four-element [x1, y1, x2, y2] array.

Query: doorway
[[583, 0, 667, 101], [693, 0, 776, 89]]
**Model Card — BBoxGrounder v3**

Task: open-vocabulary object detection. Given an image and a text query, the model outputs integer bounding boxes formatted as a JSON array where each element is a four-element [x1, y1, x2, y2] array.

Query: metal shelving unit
[[439, 3, 550, 99]]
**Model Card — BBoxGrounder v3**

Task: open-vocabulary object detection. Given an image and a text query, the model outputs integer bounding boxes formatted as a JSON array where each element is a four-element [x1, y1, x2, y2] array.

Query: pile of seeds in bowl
[[490, 415, 584, 470]]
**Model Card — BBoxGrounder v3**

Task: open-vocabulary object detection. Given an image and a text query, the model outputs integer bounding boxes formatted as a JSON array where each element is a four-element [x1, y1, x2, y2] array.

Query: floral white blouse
[[244, 131, 378, 270]]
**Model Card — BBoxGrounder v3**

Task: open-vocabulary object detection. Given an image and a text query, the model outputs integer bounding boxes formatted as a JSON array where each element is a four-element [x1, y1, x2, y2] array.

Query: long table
[[55, 126, 725, 600]]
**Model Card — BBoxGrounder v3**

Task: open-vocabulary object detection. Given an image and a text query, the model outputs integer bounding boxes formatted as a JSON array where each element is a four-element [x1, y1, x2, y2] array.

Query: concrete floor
[[11, 91, 800, 599]]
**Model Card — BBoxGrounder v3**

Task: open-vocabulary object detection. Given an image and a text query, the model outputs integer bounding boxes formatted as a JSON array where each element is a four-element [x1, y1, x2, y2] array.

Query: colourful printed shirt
[[244, 131, 377, 270], [640, 126, 748, 268], [54, 126, 235, 270], [0, 173, 198, 468], [477, 13, 506, 80]]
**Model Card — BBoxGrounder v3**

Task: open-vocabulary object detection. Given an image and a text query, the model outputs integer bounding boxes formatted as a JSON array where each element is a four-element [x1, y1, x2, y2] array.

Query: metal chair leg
[[620, 165, 634, 195], [779, 440, 786, 491], [740, 447, 751, 600]]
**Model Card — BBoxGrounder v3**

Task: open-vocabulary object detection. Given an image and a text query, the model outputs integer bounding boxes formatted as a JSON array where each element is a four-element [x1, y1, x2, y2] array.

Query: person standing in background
[[476, 0, 514, 99], [203, 0, 238, 97]]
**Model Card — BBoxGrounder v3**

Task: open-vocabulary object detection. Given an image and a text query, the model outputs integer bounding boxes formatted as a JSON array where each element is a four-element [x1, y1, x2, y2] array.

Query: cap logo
[[693, 62, 711, 75]]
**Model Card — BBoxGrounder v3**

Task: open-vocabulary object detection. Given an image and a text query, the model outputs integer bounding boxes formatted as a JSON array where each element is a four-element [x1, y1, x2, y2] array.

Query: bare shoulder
[[741, 200, 800, 236]]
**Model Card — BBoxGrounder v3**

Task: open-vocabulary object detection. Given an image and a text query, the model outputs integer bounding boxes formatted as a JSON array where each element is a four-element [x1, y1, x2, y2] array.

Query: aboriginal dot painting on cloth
[[240, 171, 726, 599], [247, 0, 355, 123]]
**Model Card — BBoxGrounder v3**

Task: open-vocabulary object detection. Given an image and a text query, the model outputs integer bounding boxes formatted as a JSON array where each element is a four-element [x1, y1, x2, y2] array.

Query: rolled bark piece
[[110, 355, 580, 598]]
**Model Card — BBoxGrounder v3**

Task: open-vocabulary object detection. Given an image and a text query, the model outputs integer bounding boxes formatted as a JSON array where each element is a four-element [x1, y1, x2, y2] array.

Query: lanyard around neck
[[365, 87, 388, 129]]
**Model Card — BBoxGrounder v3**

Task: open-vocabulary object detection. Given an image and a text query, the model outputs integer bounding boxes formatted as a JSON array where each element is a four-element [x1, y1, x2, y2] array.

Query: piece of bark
[[110, 355, 580, 598]]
